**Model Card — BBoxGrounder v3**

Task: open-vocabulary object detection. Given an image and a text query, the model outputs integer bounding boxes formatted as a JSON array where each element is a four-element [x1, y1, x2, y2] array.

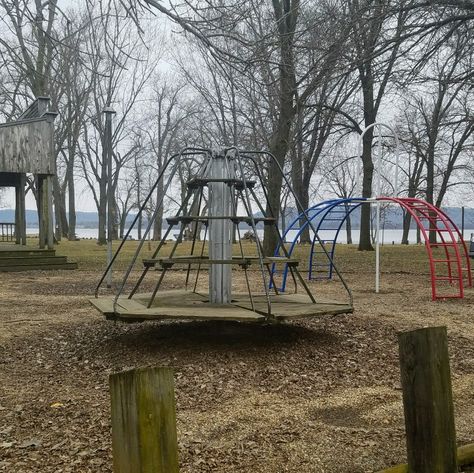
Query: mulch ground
[[1, 267, 474, 472]]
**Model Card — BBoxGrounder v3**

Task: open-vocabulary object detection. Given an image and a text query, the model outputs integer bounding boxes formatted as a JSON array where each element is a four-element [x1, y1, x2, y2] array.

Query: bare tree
[[78, 0, 155, 243]]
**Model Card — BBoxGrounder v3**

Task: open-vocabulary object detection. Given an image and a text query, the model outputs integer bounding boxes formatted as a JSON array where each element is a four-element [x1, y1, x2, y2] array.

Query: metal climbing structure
[[382, 197, 471, 300], [276, 196, 471, 301], [91, 148, 353, 323], [271, 198, 365, 291]]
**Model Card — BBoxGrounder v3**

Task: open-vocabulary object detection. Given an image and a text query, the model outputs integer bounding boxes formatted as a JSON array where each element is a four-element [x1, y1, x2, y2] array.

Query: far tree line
[[0, 0, 473, 253]]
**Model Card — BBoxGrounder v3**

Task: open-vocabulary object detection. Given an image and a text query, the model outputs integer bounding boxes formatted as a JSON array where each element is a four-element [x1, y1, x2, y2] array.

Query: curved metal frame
[[308, 200, 364, 279], [272, 197, 366, 292], [241, 150, 354, 307], [382, 197, 472, 300], [95, 147, 212, 306], [95, 147, 354, 318], [290, 196, 471, 301]]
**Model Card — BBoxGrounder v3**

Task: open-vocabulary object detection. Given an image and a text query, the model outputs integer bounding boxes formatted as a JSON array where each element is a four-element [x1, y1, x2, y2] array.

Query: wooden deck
[[90, 290, 353, 323]]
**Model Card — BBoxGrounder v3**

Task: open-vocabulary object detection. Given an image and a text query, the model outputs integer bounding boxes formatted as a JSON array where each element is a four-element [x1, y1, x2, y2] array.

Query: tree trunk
[[402, 210, 411, 244], [67, 155, 76, 240], [98, 179, 107, 244], [119, 212, 126, 239], [359, 126, 375, 250], [293, 173, 310, 244], [263, 0, 298, 256], [345, 206, 353, 244], [137, 211, 142, 240], [425, 155, 437, 244], [357, 60, 376, 251], [153, 177, 164, 241], [112, 199, 119, 240], [52, 175, 68, 241]]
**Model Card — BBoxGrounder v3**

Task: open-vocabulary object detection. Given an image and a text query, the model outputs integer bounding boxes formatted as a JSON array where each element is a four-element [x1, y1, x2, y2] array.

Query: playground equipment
[[271, 197, 365, 288], [273, 196, 472, 300], [91, 148, 353, 322], [0, 97, 77, 271]]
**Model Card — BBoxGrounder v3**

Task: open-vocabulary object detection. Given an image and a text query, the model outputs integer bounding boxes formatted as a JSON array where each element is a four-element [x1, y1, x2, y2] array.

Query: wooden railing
[[0, 222, 15, 242]]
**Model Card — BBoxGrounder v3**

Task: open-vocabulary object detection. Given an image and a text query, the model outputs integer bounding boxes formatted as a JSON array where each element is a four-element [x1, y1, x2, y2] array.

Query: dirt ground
[[1, 266, 474, 472]]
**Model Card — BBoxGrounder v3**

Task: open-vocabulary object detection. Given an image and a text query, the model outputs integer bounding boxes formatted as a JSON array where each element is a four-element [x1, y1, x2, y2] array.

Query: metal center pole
[[208, 151, 233, 303], [103, 107, 116, 288]]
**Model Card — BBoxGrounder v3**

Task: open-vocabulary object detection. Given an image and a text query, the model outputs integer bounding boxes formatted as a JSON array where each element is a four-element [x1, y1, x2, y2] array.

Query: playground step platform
[[143, 255, 299, 269], [0, 245, 77, 272], [90, 290, 353, 323]]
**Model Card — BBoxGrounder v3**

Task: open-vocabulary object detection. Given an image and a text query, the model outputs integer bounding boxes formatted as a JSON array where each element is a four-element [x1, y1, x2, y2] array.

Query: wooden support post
[[46, 175, 54, 249], [38, 176, 45, 249], [109, 367, 179, 473], [15, 174, 26, 245], [14, 173, 26, 245], [38, 175, 53, 249], [398, 326, 457, 473]]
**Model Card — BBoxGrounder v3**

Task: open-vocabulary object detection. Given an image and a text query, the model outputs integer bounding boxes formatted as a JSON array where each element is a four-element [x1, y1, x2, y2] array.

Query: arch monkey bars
[[274, 197, 471, 301]]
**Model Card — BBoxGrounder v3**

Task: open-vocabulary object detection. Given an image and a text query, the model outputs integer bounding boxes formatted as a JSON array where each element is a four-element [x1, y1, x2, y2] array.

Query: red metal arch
[[379, 197, 472, 300]]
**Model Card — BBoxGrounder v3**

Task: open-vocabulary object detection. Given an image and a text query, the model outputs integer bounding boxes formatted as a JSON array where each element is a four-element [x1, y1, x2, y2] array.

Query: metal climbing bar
[[379, 197, 471, 300]]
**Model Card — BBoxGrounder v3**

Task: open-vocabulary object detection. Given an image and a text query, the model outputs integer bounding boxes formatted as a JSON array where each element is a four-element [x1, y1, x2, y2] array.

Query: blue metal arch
[[272, 197, 366, 291], [308, 199, 364, 280]]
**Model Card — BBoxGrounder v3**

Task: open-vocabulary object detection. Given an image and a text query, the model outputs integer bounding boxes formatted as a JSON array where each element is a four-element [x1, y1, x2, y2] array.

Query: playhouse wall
[[0, 118, 54, 175]]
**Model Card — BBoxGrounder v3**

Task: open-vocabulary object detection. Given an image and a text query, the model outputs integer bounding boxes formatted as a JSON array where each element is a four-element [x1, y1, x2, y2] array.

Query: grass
[[35, 237, 436, 276]]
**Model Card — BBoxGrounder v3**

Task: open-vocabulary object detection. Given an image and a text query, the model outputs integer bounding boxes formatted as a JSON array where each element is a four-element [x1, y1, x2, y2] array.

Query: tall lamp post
[[103, 107, 116, 288]]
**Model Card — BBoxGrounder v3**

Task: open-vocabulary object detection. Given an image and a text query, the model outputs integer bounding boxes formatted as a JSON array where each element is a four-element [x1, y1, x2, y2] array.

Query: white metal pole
[[358, 122, 400, 294], [375, 125, 382, 294]]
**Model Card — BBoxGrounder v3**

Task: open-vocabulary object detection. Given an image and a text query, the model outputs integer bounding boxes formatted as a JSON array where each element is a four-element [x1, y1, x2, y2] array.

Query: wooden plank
[[398, 326, 457, 473], [90, 296, 266, 322], [376, 443, 474, 473], [110, 367, 179, 473], [0, 256, 68, 266], [90, 293, 350, 322], [272, 304, 353, 320], [116, 299, 265, 321], [90, 298, 116, 317], [0, 263, 77, 272], [0, 248, 55, 257]]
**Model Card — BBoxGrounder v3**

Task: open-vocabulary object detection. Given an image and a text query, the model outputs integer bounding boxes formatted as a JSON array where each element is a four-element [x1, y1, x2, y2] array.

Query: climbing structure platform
[[91, 148, 353, 322]]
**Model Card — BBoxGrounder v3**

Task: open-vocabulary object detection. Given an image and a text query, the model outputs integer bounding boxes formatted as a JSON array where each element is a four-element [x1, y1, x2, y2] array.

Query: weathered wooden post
[[109, 367, 179, 473], [398, 326, 457, 473]]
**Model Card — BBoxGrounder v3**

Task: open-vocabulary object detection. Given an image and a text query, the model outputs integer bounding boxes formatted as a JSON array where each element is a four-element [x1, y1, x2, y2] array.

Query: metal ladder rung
[[434, 276, 461, 281]]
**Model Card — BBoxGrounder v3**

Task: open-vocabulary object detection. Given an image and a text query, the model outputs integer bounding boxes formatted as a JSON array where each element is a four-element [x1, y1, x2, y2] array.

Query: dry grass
[[50, 237, 432, 274]]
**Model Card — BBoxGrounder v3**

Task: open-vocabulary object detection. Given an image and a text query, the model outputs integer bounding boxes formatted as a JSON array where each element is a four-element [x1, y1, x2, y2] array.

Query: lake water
[[26, 227, 474, 244]]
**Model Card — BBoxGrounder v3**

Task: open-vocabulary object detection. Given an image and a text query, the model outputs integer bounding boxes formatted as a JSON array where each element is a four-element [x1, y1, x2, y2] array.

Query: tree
[[78, 0, 155, 243]]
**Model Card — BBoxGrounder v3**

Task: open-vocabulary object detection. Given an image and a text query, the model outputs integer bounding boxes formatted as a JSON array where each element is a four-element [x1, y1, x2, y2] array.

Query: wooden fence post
[[109, 366, 179, 473], [398, 326, 457, 473]]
